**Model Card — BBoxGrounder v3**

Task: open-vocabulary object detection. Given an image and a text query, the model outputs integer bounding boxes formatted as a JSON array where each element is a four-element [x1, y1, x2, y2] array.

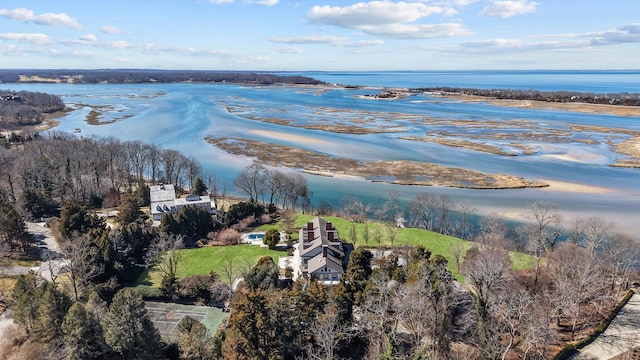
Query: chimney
[[308, 231, 314, 242], [326, 222, 332, 230], [322, 245, 327, 258], [307, 222, 314, 230], [328, 232, 334, 241]]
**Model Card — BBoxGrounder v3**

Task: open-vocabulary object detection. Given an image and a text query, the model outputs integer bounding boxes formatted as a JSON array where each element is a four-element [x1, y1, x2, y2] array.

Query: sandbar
[[451, 94, 640, 117], [541, 151, 607, 164], [538, 179, 612, 194], [251, 129, 328, 145]]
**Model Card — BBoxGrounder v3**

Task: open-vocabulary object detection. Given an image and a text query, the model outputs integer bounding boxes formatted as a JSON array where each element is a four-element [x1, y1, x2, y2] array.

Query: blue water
[[6, 70, 640, 234], [283, 70, 640, 93]]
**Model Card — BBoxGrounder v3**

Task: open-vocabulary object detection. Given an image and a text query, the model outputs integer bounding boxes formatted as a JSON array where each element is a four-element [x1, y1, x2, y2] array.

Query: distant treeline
[[0, 90, 65, 127], [410, 87, 640, 106], [0, 69, 325, 85]]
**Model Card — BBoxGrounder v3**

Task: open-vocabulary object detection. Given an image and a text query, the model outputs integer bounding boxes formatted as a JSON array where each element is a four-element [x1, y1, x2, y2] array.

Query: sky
[[0, 0, 639, 71]]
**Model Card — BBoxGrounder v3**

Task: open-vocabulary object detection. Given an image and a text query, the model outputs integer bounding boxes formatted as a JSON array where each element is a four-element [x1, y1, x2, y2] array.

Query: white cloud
[[269, 35, 384, 47], [307, 1, 445, 28], [343, 39, 385, 47], [100, 25, 122, 34], [274, 46, 304, 54], [269, 35, 347, 45], [0, 7, 82, 29], [79, 33, 97, 42], [589, 23, 640, 45], [207, 0, 279, 5], [438, 22, 640, 57], [0, 33, 51, 45], [360, 22, 471, 38], [249, 0, 279, 5], [306, 1, 470, 40], [479, 0, 537, 18]]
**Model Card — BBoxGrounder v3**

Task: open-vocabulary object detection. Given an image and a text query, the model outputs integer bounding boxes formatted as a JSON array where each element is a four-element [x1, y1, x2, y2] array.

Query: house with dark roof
[[293, 217, 347, 285]]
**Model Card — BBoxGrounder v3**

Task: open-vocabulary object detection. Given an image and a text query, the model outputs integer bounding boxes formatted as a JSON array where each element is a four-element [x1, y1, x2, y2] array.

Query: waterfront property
[[149, 184, 216, 222], [289, 217, 347, 285]]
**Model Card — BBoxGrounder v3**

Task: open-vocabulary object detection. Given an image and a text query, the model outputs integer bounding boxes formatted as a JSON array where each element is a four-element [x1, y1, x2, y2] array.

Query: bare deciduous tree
[[145, 233, 184, 282], [408, 192, 438, 231], [62, 234, 104, 301]]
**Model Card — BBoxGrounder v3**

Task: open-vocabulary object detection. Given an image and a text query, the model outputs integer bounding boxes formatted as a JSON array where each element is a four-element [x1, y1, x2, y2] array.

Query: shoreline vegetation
[[205, 136, 548, 190]]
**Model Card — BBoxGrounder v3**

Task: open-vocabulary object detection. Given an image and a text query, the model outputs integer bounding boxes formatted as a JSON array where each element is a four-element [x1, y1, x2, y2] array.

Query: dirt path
[[571, 291, 640, 359]]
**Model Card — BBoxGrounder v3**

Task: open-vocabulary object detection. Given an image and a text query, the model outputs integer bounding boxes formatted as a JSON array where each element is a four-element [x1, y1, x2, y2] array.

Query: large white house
[[149, 184, 216, 222], [291, 217, 347, 285]]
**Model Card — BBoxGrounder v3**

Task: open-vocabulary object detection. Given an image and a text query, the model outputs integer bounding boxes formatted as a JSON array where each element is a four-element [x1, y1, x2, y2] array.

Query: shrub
[[216, 229, 241, 246], [179, 275, 212, 302], [231, 216, 256, 232]]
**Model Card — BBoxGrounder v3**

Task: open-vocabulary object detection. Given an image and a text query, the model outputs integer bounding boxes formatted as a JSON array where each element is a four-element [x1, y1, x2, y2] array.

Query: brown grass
[[206, 136, 547, 189]]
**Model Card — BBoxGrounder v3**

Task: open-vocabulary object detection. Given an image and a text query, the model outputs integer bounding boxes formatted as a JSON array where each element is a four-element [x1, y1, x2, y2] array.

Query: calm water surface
[[7, 71, 640, 234]]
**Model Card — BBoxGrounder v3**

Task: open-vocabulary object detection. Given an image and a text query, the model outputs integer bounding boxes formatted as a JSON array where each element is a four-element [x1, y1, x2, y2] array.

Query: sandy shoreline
[[447, 94, 640, 117], [538, 179, 612, 194], [251, 129, 328, 145]]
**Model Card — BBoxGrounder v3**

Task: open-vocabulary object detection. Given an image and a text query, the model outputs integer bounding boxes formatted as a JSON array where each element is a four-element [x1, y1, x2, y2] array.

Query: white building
[[149, 184, 216, 222]]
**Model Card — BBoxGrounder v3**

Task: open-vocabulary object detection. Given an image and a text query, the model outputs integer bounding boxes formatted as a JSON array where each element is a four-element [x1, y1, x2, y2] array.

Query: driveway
[[571, 291, 640, 359], [25, 222, 67, 282]]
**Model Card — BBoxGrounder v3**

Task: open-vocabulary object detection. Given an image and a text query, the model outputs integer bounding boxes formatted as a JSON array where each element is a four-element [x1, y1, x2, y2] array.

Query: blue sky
[[0, 0, 639, 70]]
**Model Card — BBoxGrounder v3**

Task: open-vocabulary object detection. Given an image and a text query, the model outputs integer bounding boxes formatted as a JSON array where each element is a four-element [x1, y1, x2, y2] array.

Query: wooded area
[[410, 87, 640, 106], [0, 90, 65, 128], [0, 131, 638, 359], [0, 69, 324, 85]]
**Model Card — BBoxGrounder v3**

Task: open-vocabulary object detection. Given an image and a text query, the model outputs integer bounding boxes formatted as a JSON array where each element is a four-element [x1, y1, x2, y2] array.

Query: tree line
[[0, 133, 206, 219], [0, 70, 324, 85], [411, 86, 640, 106], [0, 90, 65, 127], [233, 162, 312, 211]]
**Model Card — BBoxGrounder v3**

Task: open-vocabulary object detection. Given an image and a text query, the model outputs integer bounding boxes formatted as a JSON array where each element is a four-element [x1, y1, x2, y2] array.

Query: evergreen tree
[[102, 288, 163, 360], [263, 228, 279, 249], [134, 180, 151, 206], [159, 213, 180, 235], [62, 302, 106, 360], [190, 177, 207, 196], [33, 281, 72, 344], [59, 202, 104, 239], [0, 201, 31, 252], [243, 256, 279, 292], [177, 316, 212, 360], [174, 206, 214, 239], [10, 271, 38, 334], [116, 196, 145, 225]]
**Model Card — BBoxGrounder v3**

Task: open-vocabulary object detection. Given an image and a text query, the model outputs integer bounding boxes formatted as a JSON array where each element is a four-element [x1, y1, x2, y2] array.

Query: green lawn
[[176, 245, 285, 279], [135, 244, 286, 293], [294, 214, 536, 282]]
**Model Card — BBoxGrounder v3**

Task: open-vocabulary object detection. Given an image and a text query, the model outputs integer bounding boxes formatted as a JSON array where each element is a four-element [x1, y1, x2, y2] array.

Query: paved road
[[25, 222, 67, 282], [0, 222, 67, 335], [571, 291, 640, 359]]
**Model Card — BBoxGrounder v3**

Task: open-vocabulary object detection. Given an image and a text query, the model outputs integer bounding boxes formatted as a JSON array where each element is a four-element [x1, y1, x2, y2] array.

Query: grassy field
[[135, 244, 286, 293], [176, 245, 285, 279], [136, 214, 536, 290], [260, 214, 536, 281]]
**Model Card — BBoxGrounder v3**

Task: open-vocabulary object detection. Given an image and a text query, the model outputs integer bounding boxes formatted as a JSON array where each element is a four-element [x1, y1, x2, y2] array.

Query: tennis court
[[146, 301, 228, 340]]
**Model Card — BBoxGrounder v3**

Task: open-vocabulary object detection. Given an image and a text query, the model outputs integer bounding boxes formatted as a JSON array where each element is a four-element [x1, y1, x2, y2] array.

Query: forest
[[0, 69, 324, 85], [409, 87, 640, 106], [0, 132, 638, 359], [0, 90, 65, 128]]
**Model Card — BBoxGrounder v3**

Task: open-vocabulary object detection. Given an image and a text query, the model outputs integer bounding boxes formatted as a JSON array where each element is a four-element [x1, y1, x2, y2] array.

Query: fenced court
[[145, 301, 228, 340]]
